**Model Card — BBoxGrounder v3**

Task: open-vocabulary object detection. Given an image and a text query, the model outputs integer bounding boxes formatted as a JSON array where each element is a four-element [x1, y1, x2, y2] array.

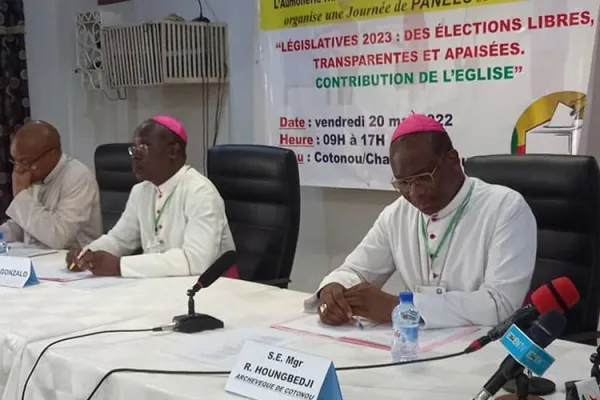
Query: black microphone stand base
[[173, 313, 224, 334], [496, 395, 543, 400], [497, 373, 546, 400], [503, 377, 555, 396]]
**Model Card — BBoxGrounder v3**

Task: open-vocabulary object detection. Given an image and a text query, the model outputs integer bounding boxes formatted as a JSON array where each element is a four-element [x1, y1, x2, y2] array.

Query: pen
[[353, 317, 364, 330], [68, 248, 89, 270]]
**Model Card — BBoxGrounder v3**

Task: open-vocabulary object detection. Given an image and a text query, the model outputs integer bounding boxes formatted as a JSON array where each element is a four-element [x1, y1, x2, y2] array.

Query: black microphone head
[[198, 250, 237, 288], [526, 309, 567, 348]]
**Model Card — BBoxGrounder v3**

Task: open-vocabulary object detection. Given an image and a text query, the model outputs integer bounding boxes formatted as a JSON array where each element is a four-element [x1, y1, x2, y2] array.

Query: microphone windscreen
[[528, 309, 567, 347], [198, 250, 237, 288], [531, 276, 580, 314]]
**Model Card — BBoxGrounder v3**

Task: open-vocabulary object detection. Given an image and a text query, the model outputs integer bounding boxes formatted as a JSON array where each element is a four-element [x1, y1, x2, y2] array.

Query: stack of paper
[[272, 314, 480, 352]]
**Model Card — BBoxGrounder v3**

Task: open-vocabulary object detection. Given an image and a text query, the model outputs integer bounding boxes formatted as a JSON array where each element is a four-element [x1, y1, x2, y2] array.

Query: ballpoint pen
[[68, 248, 89, 270], [353, 317, 364, 330]]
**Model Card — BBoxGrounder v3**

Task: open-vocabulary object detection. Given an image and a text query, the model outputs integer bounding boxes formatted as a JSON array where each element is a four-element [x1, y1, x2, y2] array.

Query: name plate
[[226, 341, 342, 400], [0, 256, 39, 288], [500, 324, 555, 376]]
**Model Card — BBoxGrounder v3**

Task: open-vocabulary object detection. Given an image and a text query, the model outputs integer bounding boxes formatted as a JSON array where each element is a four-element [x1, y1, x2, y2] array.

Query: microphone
[[172, 251, 237, 334], [472, 309, 567, 400], [465, 277, 579, 354], [189, 250, 237, 296]]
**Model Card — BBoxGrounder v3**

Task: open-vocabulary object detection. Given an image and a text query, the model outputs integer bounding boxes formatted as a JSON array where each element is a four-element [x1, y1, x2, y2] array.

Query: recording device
[[471, 310, 567, 400], [171, 250, 237, 334], [465, 277, 579, 354]]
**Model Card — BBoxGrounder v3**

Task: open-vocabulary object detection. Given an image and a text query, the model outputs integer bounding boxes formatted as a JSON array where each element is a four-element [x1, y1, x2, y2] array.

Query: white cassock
[[85, 165, 235, 278], [0, 154, 103, 249], [304, 176, 538, 329]]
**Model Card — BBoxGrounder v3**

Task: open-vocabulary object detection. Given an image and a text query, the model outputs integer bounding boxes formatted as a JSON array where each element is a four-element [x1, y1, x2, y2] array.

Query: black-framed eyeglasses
[[9, 148, 54, 169], [391, 158, 443, 193]]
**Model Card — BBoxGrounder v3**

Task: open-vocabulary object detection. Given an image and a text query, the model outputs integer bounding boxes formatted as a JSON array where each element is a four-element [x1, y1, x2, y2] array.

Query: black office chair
[[464, 154, 600, 343], [94, 144, 138, 233], [207, 144, 301, 288]]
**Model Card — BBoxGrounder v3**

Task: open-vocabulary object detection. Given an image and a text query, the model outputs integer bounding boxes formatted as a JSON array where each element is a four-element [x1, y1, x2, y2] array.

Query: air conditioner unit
[[76, 11, 229, 90]]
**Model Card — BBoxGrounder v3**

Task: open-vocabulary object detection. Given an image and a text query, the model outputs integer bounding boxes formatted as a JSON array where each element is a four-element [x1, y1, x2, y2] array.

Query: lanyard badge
[[420, 182, 474, 284]]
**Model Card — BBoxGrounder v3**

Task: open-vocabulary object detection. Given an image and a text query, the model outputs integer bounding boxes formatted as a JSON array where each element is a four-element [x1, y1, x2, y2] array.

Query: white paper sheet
[[30, 258, 93, 282], [547, 102, 576, 128], [35, 266, 92, 282], [7, 248, 58, 258], [164, 328, 300, 369], [20, 248, 135, 288], [272, 314, 481, 352], [16, 248, 93, 282], [6, 243, 58, 258], [63, 277, 136, 289]]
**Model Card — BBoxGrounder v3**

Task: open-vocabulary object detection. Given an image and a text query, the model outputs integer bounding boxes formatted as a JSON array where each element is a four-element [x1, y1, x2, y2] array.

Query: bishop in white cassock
[[305, 114, 537, 329], [66, 116, 236, 278]]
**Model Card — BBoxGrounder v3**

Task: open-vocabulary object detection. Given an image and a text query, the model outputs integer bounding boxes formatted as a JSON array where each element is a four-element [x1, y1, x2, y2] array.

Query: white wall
[[24, 0, 232, 171]]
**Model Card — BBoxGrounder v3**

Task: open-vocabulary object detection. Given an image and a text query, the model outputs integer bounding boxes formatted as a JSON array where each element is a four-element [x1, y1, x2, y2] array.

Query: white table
[[0, 253, 594, 400]]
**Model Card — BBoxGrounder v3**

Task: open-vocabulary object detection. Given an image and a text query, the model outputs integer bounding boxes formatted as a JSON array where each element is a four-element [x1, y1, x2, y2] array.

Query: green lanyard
[[152, 191, 176, 234], [420, 183, 474, 262]]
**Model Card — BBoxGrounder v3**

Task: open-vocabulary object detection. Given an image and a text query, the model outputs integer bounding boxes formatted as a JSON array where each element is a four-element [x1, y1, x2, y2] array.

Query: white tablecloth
[[0, 253, 594, 400]]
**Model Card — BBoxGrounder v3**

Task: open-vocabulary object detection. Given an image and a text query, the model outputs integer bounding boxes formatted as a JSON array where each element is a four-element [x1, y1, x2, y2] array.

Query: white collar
[[40, 154, 67, 185], [428, 175, 471, 219], [154, 165, 189, 196]]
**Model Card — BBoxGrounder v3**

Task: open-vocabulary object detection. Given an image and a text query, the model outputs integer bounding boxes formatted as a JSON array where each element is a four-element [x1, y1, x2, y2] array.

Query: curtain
[[0, 0, 29, 220]]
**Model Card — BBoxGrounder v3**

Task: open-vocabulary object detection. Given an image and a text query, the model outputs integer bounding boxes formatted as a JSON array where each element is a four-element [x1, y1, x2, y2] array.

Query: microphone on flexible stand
[[463, 277, 580, 397], [465, 277, 579, 354], [471, 310, 567, 400], [171, 250, 237, 334], [501, 278, 579, 397]]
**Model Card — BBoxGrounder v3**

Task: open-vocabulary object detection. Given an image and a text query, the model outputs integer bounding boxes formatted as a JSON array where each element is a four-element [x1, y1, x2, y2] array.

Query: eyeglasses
[[128, 141, 179, 157], [9, 148, 53, 169], [391, 159, 442, 193], [128, 144, 149, 156]]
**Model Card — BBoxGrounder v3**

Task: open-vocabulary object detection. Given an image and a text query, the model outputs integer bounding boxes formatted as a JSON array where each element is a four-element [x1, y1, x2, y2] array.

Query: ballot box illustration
[[525, 102, 583, 155]]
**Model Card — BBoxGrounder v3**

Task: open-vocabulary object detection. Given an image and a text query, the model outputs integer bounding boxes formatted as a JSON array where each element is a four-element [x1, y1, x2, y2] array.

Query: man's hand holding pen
[[318, 282, 396, 327], [65, 248, 121, 276]]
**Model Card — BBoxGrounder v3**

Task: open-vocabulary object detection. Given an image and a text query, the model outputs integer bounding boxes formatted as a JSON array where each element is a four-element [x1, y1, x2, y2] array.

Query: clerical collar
[[155, 165, 189, 196], [429, 175, 471, 219], [40, 154, 67, 185]]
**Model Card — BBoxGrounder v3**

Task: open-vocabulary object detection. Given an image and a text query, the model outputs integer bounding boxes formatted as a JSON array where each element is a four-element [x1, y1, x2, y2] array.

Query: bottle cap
[[399, 291, 413, 303]]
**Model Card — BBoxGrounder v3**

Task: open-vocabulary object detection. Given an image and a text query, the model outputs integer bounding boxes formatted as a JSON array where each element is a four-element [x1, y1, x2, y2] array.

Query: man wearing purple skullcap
[[66, 116, 237, 279], [306, 114, 537, 329]]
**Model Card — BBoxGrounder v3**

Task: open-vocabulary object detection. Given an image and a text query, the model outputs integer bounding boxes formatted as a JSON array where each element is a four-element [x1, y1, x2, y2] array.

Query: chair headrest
[[464, 154, 599, 199], [94, 143, 138, 192], [207, 144, 299, 204]]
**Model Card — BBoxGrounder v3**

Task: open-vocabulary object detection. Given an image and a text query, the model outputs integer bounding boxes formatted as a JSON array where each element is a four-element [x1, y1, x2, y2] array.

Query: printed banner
[[258, 0, 600, 190]]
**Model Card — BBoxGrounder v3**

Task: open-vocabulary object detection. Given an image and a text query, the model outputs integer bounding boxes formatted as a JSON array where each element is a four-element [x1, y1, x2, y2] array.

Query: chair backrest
[[464, 154, 600, 335], [207, 144, 301, 287], [94, 144, 138, 233]]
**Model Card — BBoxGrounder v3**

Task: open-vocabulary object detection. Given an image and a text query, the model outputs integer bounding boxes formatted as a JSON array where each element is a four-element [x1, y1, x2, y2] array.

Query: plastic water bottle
[[0, 233, 8, 256], [391, 291, 420, 362]]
